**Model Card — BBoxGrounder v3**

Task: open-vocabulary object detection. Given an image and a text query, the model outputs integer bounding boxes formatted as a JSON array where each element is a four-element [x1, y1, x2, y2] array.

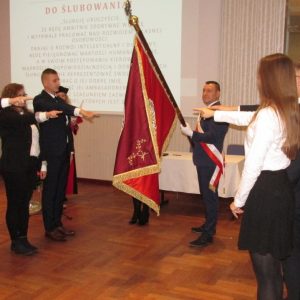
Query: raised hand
[[193, 107, 215, 119], [80, 109, 100, 120], [9, 96, 33, 107], [209, 105, 239, 111], [46, 110, 63, 118]]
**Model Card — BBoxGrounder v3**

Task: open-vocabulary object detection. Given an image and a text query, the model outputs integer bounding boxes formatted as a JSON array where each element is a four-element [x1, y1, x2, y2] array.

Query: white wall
[[219, 0, 286, 148], [0, 0, 10, 87], [180, 0, 222, 116], [0, 0, 287, 181]]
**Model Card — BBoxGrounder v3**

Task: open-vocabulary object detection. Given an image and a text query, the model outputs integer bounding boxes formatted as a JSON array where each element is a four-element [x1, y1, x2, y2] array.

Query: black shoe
[[57, 226, 75, 236], [18, 236, 38, 251], [138, 218, 149, 226], [189, 233, 213, 248], [45, 229, 67, 241], [129, 215, 138, 224], [191, 225, 205, 233], [191, 225, 216, 235], [138, 205, 149, 226], [129, 198, 141, 224], [11, 239, 36, 256]]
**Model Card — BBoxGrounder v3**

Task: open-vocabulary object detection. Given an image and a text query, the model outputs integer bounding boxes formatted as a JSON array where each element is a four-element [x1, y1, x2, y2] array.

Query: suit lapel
[[201, 101, 221, 129]]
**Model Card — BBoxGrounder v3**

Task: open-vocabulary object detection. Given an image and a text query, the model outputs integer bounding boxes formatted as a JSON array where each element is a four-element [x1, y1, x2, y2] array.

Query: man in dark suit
[[33, 68, 97, 241], [181, 81, 229, 247]]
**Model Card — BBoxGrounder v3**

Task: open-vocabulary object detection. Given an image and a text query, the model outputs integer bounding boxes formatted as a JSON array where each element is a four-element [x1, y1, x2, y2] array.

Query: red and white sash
[[196, 115, 224, 192]]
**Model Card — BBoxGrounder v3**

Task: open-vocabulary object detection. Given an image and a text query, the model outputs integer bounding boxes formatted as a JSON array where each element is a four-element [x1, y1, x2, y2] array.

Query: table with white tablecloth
[[159, 152, 245, 198]]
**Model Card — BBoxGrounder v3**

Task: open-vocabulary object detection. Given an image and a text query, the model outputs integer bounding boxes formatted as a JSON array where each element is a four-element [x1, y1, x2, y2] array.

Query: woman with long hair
[[191, 53, 300, 300], [0, 83, 60, 255]]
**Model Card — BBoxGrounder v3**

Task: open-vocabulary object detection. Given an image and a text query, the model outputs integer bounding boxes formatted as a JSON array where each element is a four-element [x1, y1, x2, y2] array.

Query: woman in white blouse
[[195, 53, 300, 300]]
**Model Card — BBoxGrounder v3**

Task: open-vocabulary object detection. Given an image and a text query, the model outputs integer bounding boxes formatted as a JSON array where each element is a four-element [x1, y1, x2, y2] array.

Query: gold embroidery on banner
[[135, 36, 177, 159], [113, 164, 159, 182], [112, 36, 179, 216], [112, 180, 160, 215], [148, 98, 157, 131], [128, 139, 149, 166], [134, 38, 160, 168]]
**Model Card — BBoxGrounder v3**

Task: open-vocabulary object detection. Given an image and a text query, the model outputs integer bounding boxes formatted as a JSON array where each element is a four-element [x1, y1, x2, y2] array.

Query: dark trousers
[[132, 198, 149, 223], [282, 194, 300, 300], [42, 151, 69, 232], [2, 157, 38, 240], [196, 165, 219, 236]]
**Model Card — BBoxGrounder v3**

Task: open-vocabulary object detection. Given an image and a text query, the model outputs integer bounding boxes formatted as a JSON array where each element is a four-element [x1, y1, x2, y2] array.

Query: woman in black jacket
[[0, 83, 60, 255]]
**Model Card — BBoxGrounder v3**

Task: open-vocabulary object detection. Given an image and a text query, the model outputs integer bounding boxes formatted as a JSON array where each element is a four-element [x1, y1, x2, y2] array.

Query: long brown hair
[[1, 83, 25, 98], [1, 83, 30, 114], [256, 53, 300, 159]]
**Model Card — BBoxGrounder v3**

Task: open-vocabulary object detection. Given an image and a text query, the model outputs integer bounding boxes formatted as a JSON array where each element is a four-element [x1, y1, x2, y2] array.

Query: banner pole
[[124, 1, 192, 134]]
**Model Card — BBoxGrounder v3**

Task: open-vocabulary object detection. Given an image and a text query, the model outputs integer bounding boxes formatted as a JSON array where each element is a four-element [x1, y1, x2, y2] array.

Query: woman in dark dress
[[198, 54, 300, 300], [0, 83, 60, 255]]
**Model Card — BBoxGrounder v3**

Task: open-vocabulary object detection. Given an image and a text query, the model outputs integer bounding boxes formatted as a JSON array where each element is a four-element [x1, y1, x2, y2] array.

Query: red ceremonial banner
[[112, 36, 177, 214], [66, 153, 78, 195]]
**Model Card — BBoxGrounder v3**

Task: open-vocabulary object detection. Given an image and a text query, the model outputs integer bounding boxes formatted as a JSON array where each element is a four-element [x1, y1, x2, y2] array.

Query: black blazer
[[240, 104, 259, 111], [0, 107, 37, 172], [192, 101, 229, 167], [33, 90, 77, 158]]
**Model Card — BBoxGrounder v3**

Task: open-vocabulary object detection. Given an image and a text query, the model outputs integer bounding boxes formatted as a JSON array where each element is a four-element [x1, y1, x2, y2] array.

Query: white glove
[[180, 123, 193, 137]]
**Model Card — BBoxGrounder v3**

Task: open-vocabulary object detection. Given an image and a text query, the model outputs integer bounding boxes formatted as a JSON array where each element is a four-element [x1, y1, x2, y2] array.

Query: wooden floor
[[0, 180, 257, 300]]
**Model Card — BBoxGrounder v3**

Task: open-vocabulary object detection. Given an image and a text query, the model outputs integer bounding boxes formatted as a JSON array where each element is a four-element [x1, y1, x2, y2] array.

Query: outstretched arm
[[35, 111, 63, 123], [193, 108, 254, 127], [194, 104, 259, 113], [1, 96, 33, 109], [79, 108, 100, 120], [209, 104, 239, 111], [34, 97, 100, 120], [33, 97, 77, 116]]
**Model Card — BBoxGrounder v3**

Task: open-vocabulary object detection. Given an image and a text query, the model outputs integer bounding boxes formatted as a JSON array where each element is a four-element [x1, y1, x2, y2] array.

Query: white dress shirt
[[1, 98, 10, 108], [24, 112, 48, 171], [214, 107, 290, 207]]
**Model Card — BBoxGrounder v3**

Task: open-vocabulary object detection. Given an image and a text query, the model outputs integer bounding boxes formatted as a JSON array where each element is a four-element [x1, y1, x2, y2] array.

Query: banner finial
[[124, 0, 132, 18]]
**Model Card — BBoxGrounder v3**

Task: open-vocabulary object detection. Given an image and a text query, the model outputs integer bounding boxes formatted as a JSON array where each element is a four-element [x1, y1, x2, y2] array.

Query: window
[[285, 0, 300, 62]]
